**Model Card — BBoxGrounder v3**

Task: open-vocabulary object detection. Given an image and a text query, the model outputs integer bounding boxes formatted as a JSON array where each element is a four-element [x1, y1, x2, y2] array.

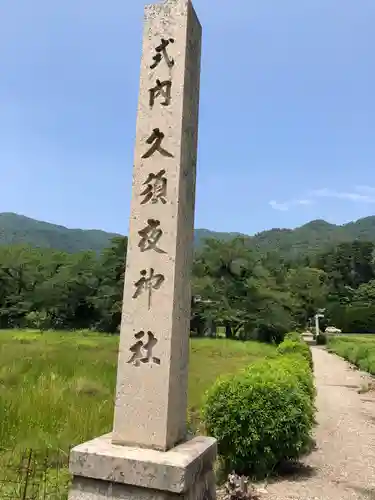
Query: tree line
[[1, 236, 375, 338]]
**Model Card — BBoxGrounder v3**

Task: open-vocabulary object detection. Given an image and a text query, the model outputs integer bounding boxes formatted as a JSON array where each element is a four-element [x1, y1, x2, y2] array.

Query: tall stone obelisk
[[68, 1, 217, 498]]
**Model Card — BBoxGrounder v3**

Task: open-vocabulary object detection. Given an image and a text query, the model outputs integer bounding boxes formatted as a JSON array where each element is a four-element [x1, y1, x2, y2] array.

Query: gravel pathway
[[263, 346, 375, 500]]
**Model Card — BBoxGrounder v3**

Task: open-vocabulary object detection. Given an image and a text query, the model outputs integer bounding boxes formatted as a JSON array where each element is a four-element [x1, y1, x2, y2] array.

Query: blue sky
[[1, 0, 375, 236]]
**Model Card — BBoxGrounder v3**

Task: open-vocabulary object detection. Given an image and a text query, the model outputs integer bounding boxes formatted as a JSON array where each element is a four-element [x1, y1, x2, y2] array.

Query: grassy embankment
[[328, 334, 375, 375]]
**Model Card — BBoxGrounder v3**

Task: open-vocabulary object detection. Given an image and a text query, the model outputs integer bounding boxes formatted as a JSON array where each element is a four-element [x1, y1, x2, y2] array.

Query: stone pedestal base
[[68, 434, 217, 500]]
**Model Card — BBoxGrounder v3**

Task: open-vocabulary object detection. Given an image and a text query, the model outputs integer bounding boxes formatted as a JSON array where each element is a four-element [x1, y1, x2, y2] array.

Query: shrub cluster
[[202, 337, 315, 479], [284, 331, 302, 341], [277, 338, 313, 368], [328, 337, 375, 374], [316, 333, 327, 345]]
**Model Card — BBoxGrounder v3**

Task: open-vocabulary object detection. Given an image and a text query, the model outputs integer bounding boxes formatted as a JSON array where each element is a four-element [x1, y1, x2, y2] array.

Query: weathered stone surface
[[112, 0, 202, 452], [69, 434, 217, 498], [69, 469, 216, 500]]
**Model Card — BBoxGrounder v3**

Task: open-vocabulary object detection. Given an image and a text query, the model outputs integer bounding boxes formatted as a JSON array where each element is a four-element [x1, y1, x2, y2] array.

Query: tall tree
[[286, 267, 328, 326], [91, 236, 128, 332]]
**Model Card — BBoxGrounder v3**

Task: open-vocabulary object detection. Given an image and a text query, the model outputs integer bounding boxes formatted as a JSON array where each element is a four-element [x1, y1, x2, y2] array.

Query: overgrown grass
[[0, 329, 277, 489], [189, 339, 277, 414], [328, 335, 375, 374]]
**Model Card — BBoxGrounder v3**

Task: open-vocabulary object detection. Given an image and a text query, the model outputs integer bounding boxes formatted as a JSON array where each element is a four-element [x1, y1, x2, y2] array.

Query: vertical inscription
[[129, 35, 177, 366]]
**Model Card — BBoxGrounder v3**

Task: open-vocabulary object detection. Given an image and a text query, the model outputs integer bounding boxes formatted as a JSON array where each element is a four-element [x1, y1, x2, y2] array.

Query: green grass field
[[0, 329, 277, 496], [328, 334, 375, 374], [0, 330, 277, 457]]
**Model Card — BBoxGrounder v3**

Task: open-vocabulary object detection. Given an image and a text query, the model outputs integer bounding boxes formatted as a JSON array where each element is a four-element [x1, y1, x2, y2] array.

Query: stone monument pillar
[[68, 0, 217, 498]]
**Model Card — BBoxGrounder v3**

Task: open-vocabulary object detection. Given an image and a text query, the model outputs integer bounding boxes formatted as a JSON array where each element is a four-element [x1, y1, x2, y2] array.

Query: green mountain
[[0, 213, 119, 254], [194, 218, 375, 257], [251, 217, 375, 257], [2, 212, 375, 256]]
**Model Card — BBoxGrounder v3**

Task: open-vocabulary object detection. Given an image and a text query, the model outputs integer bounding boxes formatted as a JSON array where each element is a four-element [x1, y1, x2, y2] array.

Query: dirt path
[[264, 347, 375, 500]]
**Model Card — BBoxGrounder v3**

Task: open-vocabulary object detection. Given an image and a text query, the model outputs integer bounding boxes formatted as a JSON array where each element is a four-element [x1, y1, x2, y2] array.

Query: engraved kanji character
[[127, 331, 161, 367], [149, 79, 172, 108], [140, 170, 167, 205], [142, 128, 174, 159], [150, 38, 175, 69], [138, 219, 166, 254], [132, 268, 165, 309]]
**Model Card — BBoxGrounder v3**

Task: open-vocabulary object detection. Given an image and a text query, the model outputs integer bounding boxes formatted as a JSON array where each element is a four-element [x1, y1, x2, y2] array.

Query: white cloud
[[311, 187, 375, 203], [296, 199, 313, 206], [355, 185, 375, 195], [269, 200, 289, 211], [269, 198, 313, 212], [269, 185, 375, 211]]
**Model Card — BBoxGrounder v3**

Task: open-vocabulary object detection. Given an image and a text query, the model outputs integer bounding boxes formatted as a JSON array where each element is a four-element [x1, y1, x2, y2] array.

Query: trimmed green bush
[[316, 333, 327, 345], [247, 354, 315, 401], [277, 339, 313, 368], [260, 354, 316, 403], [202, 353, 314, 478]]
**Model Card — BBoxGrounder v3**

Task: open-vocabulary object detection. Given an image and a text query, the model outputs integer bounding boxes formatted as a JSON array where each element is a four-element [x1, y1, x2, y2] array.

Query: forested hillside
[[0, 213, 119, 254], [1, 234, 375, 336], [2, 212, 375, 336], [3, 212, 375, 256], [252, 217, 375, 257]]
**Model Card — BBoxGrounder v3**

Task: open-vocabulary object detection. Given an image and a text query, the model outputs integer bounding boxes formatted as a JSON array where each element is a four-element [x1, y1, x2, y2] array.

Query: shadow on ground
[[325, 383, 359, 389], [265, 461, 318, 485]]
